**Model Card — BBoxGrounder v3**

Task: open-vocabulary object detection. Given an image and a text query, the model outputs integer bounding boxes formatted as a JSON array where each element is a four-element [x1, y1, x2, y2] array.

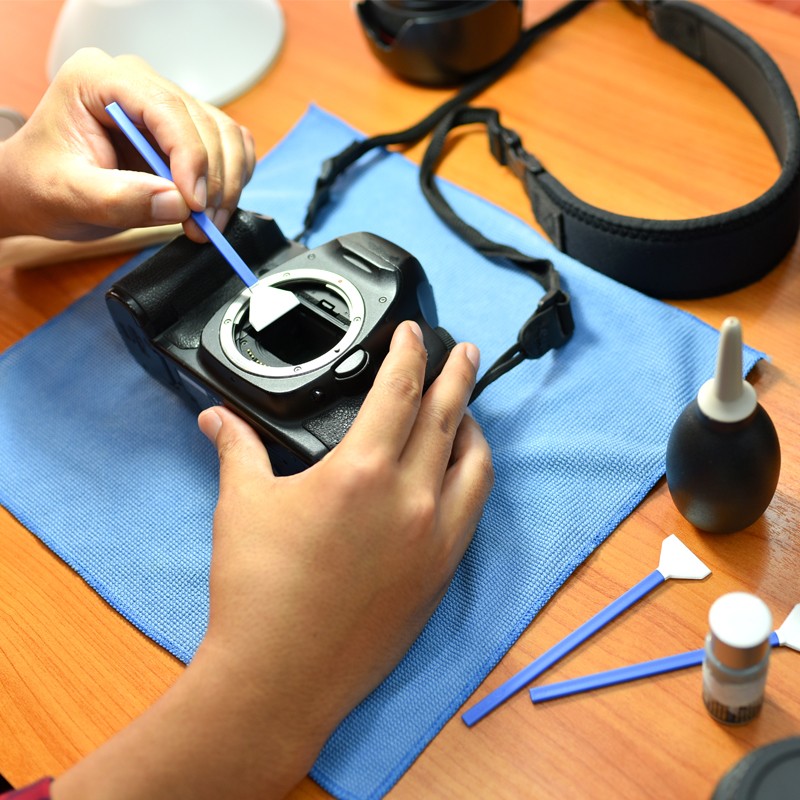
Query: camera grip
[[302, 325, 454, 450], [109, 212, 291, 339], [304, 395, 365, 450]]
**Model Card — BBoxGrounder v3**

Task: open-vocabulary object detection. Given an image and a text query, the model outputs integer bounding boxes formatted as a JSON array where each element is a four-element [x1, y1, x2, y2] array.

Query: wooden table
[[1, 1, 799, 797]]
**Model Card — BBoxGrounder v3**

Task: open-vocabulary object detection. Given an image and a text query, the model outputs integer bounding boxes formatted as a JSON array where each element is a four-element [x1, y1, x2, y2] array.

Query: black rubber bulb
[[665, 317, 781, 533]]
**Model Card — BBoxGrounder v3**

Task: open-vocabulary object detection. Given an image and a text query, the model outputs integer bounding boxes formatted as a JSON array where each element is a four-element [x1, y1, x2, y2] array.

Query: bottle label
[[702, 662, 767, 724]]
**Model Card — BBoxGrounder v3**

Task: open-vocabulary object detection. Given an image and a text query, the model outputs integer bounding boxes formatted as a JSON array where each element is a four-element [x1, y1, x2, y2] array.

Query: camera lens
[[234, 281, 350, 368]]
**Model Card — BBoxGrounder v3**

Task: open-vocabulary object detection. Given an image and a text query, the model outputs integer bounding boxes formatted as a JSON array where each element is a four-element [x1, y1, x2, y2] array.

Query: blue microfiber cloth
[[0, 106, 763, 799]]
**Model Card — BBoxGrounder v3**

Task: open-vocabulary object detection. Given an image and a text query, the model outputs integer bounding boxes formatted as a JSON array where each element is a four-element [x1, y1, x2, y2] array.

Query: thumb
[[198, 407, 275, 491], [69, 165, 191, 229]]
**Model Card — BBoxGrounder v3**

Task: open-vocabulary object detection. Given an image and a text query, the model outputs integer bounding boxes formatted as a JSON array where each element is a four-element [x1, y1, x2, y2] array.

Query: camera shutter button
[[334, 349, 369, 380]]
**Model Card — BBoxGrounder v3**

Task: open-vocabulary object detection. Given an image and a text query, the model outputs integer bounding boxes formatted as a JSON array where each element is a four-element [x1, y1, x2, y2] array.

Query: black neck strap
[[299, 0, 593, 240], [418, 106, 574, 402]]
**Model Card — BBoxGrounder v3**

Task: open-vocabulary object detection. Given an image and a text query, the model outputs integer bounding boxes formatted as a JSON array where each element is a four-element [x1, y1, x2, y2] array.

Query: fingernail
[[391, 320, 424, 351], [406, 320, 423, 340], [194, 176, 207, 208], [464, 343, 480, 370], [151, 189, 188, 222], [198, 408, 222, 443]]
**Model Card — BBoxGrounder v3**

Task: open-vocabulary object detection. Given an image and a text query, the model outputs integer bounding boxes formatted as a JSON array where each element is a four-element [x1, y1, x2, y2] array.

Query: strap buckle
[[487, 113, 543, 181], [302, 141, 366, 235], [518, 288, 574, 359]]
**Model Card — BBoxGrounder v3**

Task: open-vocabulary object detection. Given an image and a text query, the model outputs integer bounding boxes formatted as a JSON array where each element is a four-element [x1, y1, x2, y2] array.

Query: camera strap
[[301, 0, 800, 397], [300, 0, 591, 400], [418, 105, 574, 401]]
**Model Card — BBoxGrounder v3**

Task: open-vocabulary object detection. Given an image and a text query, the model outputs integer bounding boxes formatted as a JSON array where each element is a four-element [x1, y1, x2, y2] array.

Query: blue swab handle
[[462, 569, 665, 726], [531, 649, 704, 703], [529, 631, 781, 704], [105, 102, 259, 288]]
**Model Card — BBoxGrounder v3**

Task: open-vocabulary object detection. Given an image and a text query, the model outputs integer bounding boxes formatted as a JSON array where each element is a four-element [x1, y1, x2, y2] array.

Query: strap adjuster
[[488, 114, 543, 181], [518, 289, 574, 359], [302, 141, 367, 236]]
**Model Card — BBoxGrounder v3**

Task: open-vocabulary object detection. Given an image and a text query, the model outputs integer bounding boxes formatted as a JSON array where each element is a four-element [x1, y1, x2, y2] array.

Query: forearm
[[50, 642, 333, 800]]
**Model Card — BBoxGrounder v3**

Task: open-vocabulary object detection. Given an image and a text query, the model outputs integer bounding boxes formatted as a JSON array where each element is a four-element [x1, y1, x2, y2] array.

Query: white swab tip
[[776, 604, 800, 651], [247, 281, 300, 332], [657, 534, 711, 581]]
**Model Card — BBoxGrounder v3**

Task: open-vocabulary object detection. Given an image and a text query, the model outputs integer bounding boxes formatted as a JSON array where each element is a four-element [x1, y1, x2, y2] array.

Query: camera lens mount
[[219, 267, 366, 378]]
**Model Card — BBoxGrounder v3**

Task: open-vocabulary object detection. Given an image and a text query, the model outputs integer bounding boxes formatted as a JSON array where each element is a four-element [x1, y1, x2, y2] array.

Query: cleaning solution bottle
[[702, 592, 773, 725], [665, 317, 780, 533]]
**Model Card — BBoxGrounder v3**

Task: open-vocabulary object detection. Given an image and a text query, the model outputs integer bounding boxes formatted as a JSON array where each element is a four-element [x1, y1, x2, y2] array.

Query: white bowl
[[47, 0, 285, 106]]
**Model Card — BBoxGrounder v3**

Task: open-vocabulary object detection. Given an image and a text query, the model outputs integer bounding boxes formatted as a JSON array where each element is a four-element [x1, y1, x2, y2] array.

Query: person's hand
[[0, 48, 256, 242], [51, 322, 493, 800], [194, 321, 494, 793], [201, 320, 492, 700]]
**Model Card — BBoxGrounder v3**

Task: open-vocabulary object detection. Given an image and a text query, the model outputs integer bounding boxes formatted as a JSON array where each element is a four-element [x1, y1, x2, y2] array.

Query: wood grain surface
[[1, 1, 798, 797]]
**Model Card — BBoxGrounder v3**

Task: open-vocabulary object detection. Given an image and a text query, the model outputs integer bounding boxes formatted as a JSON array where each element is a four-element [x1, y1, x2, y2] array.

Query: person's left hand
[[0, 48, 256, 242]]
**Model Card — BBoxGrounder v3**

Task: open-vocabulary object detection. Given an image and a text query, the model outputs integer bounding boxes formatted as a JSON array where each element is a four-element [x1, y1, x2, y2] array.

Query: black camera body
[[106, 211, 453, 473]]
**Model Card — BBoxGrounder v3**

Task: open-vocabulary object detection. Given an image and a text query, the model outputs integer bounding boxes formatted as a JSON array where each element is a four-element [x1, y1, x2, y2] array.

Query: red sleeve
[[0, 778, 53, 799]]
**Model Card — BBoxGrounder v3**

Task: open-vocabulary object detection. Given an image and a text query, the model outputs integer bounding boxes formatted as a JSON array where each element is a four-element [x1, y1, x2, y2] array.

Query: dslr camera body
[[106, 211, 453, 473]]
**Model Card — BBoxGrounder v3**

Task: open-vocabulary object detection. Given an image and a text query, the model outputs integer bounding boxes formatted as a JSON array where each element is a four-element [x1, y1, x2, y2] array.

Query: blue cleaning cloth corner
[[0, 106, 763, 800]]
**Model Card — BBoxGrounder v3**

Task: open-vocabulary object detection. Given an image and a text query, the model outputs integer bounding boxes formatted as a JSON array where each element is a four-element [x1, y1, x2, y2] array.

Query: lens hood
[[356, 0, 522, 86]]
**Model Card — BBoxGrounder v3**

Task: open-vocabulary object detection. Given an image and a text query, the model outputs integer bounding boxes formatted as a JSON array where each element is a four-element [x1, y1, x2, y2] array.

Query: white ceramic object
[[47, 0, 285, 106]]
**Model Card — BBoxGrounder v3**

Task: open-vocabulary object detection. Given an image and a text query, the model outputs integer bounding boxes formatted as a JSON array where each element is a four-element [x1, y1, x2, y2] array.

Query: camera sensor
[[217, 267, 366, 379], [235, 281, 349, 367]]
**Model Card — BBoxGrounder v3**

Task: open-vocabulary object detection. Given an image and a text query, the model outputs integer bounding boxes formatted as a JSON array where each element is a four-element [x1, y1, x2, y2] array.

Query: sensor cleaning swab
[[529, 603, 800, 704], [461, 534, 710, 727], [105, 102, 298, 332]]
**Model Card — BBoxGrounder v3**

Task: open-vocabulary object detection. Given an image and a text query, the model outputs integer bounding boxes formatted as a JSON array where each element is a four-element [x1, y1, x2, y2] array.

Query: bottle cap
[[709, 592, 772, 669]]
